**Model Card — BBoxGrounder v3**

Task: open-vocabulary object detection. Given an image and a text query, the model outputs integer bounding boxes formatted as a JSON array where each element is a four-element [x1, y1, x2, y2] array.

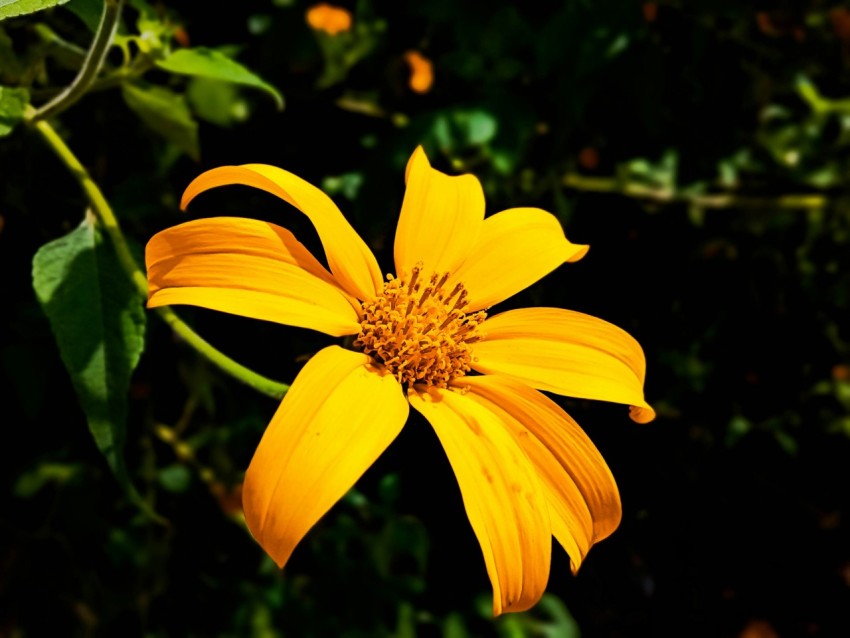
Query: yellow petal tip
[[629, 404, 656, 424], [405, 146, 429, 183], [566, 244, 590, 263]]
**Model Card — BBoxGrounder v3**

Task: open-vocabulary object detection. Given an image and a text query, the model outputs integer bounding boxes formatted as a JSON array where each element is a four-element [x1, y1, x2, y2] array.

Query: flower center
[[354, 265, 486, 388]]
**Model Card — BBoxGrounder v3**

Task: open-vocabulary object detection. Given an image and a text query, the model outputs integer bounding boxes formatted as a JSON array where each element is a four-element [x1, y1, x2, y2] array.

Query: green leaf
[[321, 171, 363, 200], [157, 464, 192, 493], [0, 0, 69, 21], [14, 462, 83, 498], [535, 593, 582, 638], [443, 613, 470, 638], [32, 220, 149, 510], [64, 0, 102, 32], [461, 109, 498, 145], [377, 472, 400, 504], [375, 517, 429, 587], [156, 47, 283, 110], [773, 430, 798, 456], [186, 76, 249, 128], [0, 85, 28, 136], [121, 82, 199, 160], [0, 26, 24, 79], [394, 601, 416, 638]]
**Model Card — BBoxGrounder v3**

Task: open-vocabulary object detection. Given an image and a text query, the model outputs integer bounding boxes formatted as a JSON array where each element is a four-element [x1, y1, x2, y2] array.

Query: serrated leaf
[[32, 220, 149, 509], [121, 82, 199, 160], [156, 47, 283, 110], [0, 0, 69, 21], [0, 85, 28, 136]]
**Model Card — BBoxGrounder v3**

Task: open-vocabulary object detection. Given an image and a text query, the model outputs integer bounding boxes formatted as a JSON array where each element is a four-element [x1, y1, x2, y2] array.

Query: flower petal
[[449, 208, 588, 312], [472, 308, 655, 423], [408, 387, 550, 615], [242, 346, 408, 568], [459, 374, 621, 555], [394, 147, 485, 278], [181, 164, 382, 301], [146, 217, 361, 336]]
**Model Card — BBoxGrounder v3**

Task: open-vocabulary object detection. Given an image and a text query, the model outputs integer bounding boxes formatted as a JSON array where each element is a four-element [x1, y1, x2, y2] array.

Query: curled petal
[[409, 387, 551, 615], [181, 164, 382, 301], [459, 375, 621, 552], [146, 217, 361, 336], [472, 308, 655, 423], [394, 147, 485, 278], [451, 208, 588, 312], [243, 346, 408, 568]]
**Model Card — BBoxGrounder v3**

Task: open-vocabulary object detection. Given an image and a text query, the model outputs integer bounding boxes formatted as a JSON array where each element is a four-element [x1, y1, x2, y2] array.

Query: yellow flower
[[305, 3, 352, 36], [145, 147, 655, 615], [404, 50, 434, 94]]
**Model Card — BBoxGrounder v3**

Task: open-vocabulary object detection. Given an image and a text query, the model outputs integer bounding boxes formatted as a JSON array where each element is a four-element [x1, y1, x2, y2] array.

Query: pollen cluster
[[354, 266, 486, 388]]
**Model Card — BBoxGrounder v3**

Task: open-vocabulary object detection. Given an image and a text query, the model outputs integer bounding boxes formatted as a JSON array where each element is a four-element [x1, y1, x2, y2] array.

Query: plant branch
[[27, 107, 290, 400], [88, 57, 156, 93], [30, 0, 124, 121], [563, 173, 828, 210], [153, 423, 247, 527]]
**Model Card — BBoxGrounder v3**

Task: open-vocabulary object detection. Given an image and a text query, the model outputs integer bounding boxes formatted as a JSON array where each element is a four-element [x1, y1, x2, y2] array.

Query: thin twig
[[563, 173, 828, 211], [30, 0, 124, 121]]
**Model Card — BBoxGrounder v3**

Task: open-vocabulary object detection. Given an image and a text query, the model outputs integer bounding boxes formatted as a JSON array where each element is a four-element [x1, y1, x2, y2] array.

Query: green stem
[[89, 57, 155, 93], [32, 23, 87, 61], [30, 0, 124, 121], [155, 307, 288, 399], [27, 107, 289, 400], [563, 173, 827, 210]]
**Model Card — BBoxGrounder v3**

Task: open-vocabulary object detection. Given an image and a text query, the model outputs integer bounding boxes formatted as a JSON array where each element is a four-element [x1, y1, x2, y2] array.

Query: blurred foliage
[[2, 0, 850, 636]]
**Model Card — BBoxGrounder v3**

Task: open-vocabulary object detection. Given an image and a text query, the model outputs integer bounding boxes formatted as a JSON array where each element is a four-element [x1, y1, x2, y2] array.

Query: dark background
[[2, 1, 850, 636]]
